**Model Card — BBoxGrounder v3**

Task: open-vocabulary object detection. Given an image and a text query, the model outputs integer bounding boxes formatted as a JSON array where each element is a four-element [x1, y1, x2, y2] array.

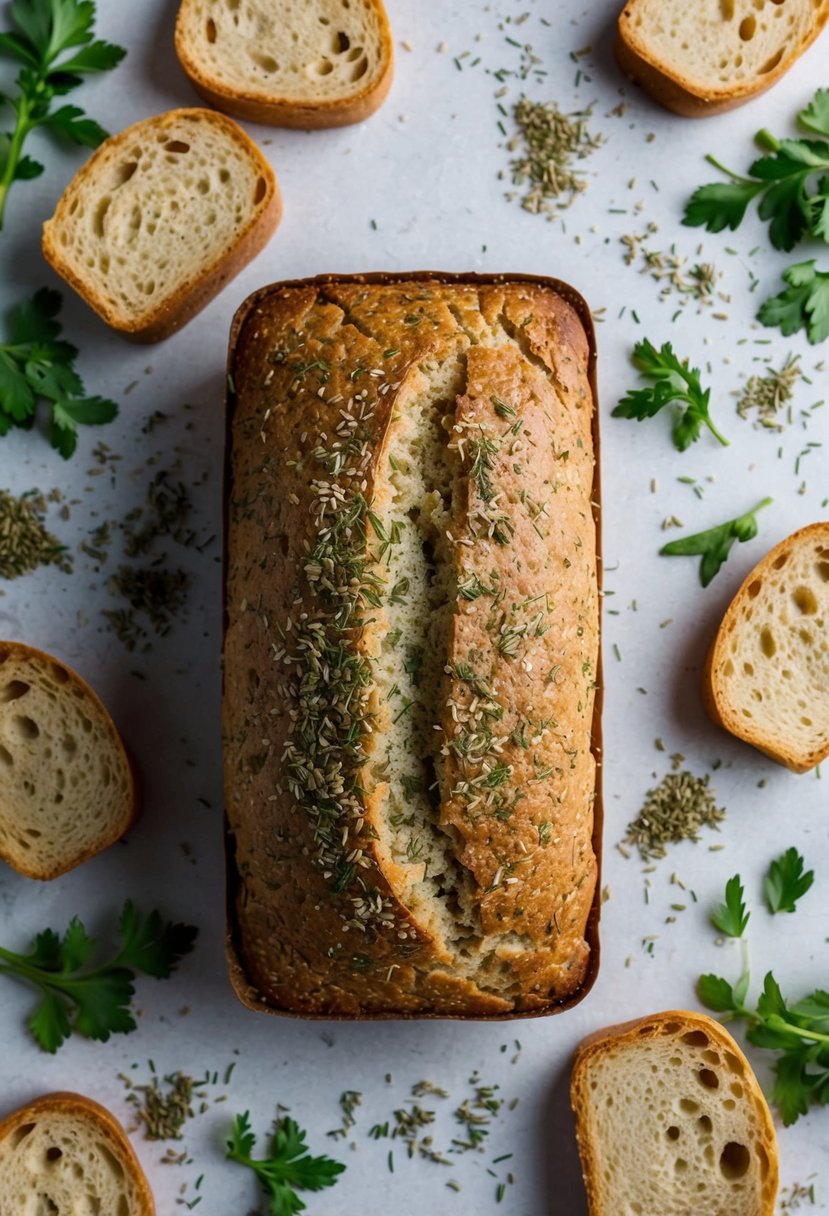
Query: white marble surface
[[0, 1, 827, 1211]]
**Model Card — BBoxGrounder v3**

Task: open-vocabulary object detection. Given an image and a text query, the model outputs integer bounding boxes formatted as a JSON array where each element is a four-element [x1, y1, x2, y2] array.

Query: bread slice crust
[[223, 271, 603, 1020], [616, 0, 829, 116], [0, 1092, 154, 1216], [0, 640, 137, 880], [703, 521, 829, 772], [42, 108, 281, 342], [571, 1010, 779, 1216], [175, 0, 394, 128]]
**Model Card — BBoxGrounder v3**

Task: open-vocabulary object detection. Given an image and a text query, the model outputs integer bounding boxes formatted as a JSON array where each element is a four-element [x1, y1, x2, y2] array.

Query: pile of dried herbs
[[736, 355, 802, 429], [622, 770, 725, 861], [0, 488, 70, 579], [506, 98, 601, 217]]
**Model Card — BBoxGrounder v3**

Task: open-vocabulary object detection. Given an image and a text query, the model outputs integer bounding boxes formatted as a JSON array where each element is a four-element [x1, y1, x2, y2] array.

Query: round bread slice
[[616, 0, 829, 117], [703, 522, 829, 773], [0, 1092, 154, 1216], [174, 0, 394, 128], [42, 108, 281, 342], [571, 1010, 778, 1216], [0, 641, 136, 880]]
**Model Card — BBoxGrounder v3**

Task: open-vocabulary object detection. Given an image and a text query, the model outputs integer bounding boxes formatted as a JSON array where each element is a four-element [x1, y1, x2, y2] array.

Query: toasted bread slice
[[42, 108, 280, 342], [703, 522, 829, 772], [174, 0, 393, 128], [571, 1010, 778, 1216], [0, 641, 135, 879], [616, 0, 829, 116], [0, 1092, 154, 1216]]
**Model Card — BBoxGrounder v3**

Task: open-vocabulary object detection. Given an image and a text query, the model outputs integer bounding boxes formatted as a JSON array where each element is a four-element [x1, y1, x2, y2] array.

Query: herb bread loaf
[[223, 274, 601, 1017]]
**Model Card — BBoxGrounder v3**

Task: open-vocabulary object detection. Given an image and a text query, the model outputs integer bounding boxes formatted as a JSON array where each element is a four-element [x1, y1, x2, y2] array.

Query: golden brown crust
[[702, 522, 829, 773], [615, 2, 829, 116], [42, 109, 281, 343], [0, 640, 137, 880], [223, 272, 601, 1019], [175, 1, 394, 130], [0, 1091, 155, 1216], [571, 1010, 779, 1216]]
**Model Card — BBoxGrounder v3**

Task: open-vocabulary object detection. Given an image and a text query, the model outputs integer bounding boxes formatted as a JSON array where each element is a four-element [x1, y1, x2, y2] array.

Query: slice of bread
[[0, 641, 136, 879], [0, 1092, 154, 1216], [174, 0, 393, 128], [42, 108, 281, 342], [616, 0, 829, 117], [571, 1010, 778, 1216], [703, 522, 829, 773]]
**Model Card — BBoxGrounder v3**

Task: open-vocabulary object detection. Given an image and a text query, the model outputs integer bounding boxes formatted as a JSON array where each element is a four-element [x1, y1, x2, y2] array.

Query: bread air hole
[[794, 586, 818, 615], [12, 715, 39, 740], [666, 1125, 680, 1141], [1, 679, 29, 703], [251, 51, 279, 73], [165, 140, 190, 154], [760, 626, 776, 658], [254, 176, 268, 205], [115, 161, 138, 186], [747, 578, 762, 598], [206, 17, 217, 42], [682, 1030, 710, 1048], [720, 1140, 750, 1180], [310, 57, 334, 76], [739, 14, 757, 36], [0, 744, 12, 767], [679, 1098, 699, 1114], [698, 1067, 720, 1089], [45, 1146, 62, 1162], [760, 48, 785, 72], [816, 562, 829, 582], [721, 0, 735, 18], [10, 1122, 36, 1148]]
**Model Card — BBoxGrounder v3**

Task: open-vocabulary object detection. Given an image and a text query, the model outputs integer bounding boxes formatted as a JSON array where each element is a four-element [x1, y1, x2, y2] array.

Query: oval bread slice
[[0, 641, 136, 880], [174, 0, 393, 128], [703, 522, 829, 773], [571, 1010, 778, 1216], [42, 108, 281, 342], [0, 1092, 154, 1216], [616, 0, 829, 116]]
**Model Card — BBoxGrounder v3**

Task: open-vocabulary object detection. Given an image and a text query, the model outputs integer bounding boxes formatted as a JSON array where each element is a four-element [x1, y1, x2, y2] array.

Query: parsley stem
[[704, 416, 729, 447], [0, 98, 35, 231], [703, 154, 759, 185], [755, 128, 780, 154]]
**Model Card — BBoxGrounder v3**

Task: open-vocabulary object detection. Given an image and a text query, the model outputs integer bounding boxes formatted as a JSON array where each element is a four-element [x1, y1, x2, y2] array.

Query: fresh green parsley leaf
[[227, 1112, 345, 1216], [682, 89, 829, 252], [0, 287, 118, 456], [698, 967, 829, 1125], [659, 497, 772, 587], [764, 847, 814, 915], [800, 88, 829, 140], [758, 260, 829, 345], [0, 0, 126, 228], [0, 901, 197, 1053], [710, 874, 750, 938], [612, 339, 728, 451]]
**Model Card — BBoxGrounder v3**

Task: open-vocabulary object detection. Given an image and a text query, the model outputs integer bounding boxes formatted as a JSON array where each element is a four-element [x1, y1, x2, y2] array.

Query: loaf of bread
[[616, 0, 829, 117], [0, 1092, 154, 1216], [223, 274, 601, 1017], [571, 1010, 778, 1216]]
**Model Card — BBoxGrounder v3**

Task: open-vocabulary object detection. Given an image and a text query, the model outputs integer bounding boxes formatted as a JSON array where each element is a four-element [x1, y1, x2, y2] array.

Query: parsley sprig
[[0, 287, 118, 456], [683, 89, 829, 252], [764, 847, 815, 915], [612, 339, 728, 450], [699, 970, 829, 1126], [758, 260, 829, 346], [659, 497, 771, 587], [710, 874, 750, 938], [227, 1112, 345, 1215], [0, 901, 197, 1053], [0, 0, 126, 228]]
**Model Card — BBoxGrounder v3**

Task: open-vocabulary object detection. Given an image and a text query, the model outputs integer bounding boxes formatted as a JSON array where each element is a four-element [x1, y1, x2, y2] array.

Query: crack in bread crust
[[224, 276, 600, 1016]]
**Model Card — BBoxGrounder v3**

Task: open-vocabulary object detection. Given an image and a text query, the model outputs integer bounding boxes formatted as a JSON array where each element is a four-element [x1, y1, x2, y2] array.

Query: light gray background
[[0, 1, 826, 1211]]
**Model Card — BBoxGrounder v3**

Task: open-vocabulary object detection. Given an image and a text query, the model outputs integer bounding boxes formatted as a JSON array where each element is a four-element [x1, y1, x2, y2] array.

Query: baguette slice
[[703, 522, 829, 772], [175, 0, 393, 128], [42, 108, 281, 342], [571, 1010, 778, 1216], [0, 1092, 154, 1216], [616, 0, 829, 116], [0, 641, 135, 879]]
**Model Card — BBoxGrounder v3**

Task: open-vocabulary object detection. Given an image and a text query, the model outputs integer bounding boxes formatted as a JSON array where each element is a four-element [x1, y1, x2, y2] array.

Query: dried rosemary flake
[[507, 98, 602, 217], [736, 355, 801, 429], [622, 770, 725, 861], [0, 489, 71, 579]]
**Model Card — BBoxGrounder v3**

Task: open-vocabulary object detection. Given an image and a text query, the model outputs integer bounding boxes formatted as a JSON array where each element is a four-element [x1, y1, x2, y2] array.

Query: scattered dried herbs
[[507, 98, 601, 217], [736, 355, 801, 428], [0, 487, 70, 578], [623, 770, 726, 861]]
